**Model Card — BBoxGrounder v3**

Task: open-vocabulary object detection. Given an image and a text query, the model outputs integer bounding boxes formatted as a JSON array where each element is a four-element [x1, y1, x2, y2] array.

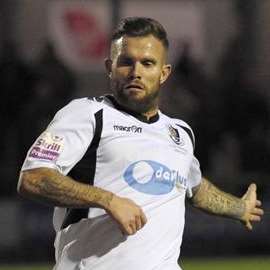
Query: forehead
[[111, 35, 166, 59]]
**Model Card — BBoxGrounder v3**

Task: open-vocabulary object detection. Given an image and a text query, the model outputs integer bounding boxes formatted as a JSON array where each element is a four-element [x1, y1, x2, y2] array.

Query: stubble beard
[[111, 81, 160, 114]]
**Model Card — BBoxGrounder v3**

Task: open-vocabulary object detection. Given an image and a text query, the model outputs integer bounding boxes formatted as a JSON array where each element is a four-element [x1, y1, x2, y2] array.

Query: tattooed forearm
[[18, 168, 113, 210], [191, 178, 246, 220]]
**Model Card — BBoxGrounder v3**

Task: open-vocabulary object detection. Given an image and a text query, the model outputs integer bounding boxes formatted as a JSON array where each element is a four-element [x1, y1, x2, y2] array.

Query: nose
[[129, 62, 142, 79]]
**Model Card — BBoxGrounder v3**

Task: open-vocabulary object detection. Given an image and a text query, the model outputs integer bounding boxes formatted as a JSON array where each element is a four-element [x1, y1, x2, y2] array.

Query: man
[[18, 17, 263, 270]]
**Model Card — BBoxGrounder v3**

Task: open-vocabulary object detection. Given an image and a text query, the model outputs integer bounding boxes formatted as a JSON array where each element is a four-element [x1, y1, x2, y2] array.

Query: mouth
[[124, 84, 144, 91]]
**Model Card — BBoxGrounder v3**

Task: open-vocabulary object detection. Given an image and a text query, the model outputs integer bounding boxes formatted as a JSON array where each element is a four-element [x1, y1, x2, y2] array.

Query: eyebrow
[[142, 57, 157, 64], [117, 55, 158, 63]]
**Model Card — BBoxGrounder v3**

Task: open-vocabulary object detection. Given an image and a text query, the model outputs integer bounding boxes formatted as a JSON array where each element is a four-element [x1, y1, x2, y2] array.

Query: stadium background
[[0, 0, 269, 269]]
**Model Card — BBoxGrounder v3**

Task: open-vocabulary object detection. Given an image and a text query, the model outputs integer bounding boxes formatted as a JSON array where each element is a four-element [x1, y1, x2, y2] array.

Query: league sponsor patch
[[29, 132, 64, 161]]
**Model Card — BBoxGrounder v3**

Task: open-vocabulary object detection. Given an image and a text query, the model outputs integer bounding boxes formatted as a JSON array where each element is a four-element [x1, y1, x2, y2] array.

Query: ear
[[104, 58, 112, 78], [160, 64, 172, 85]]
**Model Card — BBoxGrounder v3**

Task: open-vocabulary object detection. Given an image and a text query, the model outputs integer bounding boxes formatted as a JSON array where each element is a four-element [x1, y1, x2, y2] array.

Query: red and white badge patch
[[29, 132, 64, 162]]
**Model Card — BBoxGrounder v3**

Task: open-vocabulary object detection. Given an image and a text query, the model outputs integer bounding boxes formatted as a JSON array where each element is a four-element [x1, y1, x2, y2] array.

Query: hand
[[106, 195, 147, 235], [241, 183, 264, 230]]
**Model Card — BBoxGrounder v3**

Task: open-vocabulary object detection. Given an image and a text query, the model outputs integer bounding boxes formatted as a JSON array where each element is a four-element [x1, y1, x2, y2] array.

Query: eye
[[117, 57, 133, 67], [142, 60, 155, 67]]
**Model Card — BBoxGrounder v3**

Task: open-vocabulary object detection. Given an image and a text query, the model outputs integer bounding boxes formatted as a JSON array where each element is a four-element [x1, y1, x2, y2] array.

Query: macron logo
[[113, 125, 142, 133]]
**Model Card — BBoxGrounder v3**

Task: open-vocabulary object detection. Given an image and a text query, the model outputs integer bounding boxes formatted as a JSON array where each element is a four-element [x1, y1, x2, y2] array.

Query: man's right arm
[[18, 168, 147, 234], [18, 167, 114, 208]]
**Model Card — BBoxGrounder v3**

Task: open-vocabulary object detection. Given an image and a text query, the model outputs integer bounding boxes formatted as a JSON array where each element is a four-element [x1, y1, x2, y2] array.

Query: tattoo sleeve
[[18, 168, 113, 210], [190, 178, 246, 220]]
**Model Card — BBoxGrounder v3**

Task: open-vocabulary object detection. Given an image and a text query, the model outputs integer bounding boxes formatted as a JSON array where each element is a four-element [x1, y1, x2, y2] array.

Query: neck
[[106, 94, 160, 123], [142, 107, 159, 120]]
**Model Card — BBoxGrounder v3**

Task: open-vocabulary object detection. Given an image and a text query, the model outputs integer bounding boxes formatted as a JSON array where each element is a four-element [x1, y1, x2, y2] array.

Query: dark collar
[[106, 94, 159, 124]]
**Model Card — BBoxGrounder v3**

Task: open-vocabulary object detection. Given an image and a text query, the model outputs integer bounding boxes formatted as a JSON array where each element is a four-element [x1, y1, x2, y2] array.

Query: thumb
[[242, 183, 256, 200]]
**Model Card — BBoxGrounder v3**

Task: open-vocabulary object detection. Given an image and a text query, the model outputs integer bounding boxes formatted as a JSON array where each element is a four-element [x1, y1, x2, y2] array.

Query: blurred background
[[0, 0, 269, 268]]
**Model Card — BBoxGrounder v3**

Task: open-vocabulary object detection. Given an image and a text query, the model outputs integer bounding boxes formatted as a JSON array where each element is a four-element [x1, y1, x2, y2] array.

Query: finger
[[250, 215, 261, 222], [256, 200, 262, 207], [127, 226, 134, 235], [120, 222, 135, 235], [115, 219, 133, 235], [252, 208, 264, 216], [135, 215, 142, 231], [129, 221, 137, 235], [246, 221, 253, 231], [123, 224, 135, 235], [141, 211, 147, 225], [119, 224, 128, 235]]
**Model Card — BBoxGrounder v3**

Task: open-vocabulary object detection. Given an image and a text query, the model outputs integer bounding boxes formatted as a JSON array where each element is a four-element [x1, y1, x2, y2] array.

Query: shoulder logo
[[88, 96, 105, 102], [168, 125, 185, 146], [29, 131, 64, 161], [113, 124, 142, 133]]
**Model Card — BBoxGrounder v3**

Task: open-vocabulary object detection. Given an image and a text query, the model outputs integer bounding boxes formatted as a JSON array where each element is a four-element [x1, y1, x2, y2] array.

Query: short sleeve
[[21, 98, 95, 175], [173, 118, 201, 197], [186, 155, 202, 198]]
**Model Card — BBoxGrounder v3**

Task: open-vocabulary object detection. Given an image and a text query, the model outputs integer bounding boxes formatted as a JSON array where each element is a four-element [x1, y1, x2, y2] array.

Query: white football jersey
[[21, 95, 202, 270]]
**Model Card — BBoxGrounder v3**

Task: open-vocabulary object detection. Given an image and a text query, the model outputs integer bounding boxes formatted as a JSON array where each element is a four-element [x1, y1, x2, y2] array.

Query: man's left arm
[[189, 177, 264, 230]]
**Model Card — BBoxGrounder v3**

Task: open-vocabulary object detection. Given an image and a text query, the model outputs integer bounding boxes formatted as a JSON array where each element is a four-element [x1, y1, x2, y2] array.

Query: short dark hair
[[111, 17, 169, 49]]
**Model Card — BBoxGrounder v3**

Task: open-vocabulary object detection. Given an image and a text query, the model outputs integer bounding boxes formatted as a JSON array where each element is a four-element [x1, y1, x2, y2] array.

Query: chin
[[127, 96, 156, 113], [117, 89, 143, 102], [114, 87, 158, 112]]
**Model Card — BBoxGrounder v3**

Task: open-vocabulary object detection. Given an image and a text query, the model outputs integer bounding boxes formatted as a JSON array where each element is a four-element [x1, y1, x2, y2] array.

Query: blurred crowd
[[162, 36, 270, 197], [0, 41, 76, 195], [0, 35, 270, 200]]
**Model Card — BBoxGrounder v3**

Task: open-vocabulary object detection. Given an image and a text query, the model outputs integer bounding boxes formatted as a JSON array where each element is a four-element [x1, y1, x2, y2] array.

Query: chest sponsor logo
[[113, 125, 142, 133], [123, 160, 187, 195], [29, 131, 64, 161]]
